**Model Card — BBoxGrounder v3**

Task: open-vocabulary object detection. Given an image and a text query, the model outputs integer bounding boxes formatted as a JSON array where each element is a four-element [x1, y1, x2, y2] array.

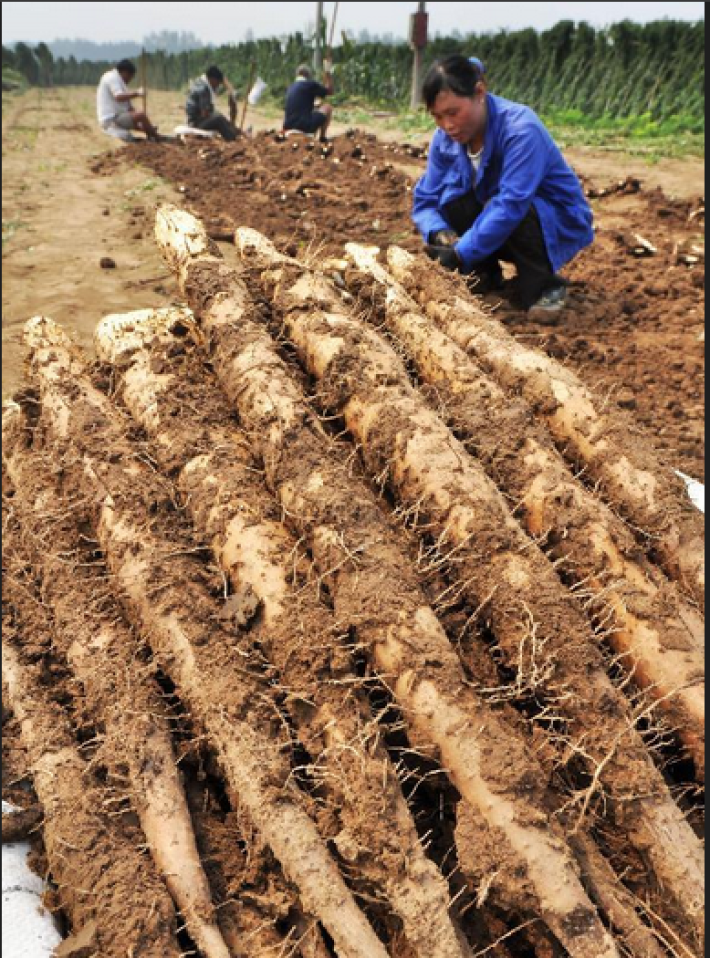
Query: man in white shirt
[[97, 59, 159, 140]]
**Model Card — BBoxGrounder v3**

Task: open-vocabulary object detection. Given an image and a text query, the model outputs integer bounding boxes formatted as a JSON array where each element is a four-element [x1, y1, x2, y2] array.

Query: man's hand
[[429, 229, 459, 247], [324, 58, 333, 73], [134, 87, 145, 98], [425, 245, 462, 271]]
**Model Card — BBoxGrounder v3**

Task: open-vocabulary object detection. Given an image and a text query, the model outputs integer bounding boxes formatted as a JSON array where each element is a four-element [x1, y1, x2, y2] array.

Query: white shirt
[[97, 68, 131, 126], [469, 146, 484, 175]]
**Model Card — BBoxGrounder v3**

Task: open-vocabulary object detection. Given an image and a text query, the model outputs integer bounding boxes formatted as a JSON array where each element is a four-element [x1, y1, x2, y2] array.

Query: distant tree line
[[2, 20, 704, 127], [43, 31, 205, 62]]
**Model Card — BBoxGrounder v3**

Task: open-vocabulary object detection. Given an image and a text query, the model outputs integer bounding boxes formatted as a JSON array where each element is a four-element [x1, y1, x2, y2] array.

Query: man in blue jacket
[[413, 56, 593, 316]]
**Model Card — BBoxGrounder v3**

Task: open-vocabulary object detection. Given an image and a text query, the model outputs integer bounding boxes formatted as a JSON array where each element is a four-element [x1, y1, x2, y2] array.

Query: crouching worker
[[97, 59, 159, 140], [186, 66, 239, 141], [413, 56, 594, 317], [283, 62, 334, 142]]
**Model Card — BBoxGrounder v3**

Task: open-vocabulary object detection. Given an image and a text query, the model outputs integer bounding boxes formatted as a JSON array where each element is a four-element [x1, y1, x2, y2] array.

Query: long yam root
[[3, 405, 232, 958], [388, 246, 705, 612], [1, 639, 182, 958], [346, 243, 704, 775]]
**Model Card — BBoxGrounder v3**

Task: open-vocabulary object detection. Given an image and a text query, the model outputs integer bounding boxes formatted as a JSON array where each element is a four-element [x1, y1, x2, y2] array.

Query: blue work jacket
[[412, 93, 594, 273]]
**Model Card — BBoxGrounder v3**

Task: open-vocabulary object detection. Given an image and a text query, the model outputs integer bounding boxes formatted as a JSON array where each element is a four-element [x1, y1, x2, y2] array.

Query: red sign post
[[409, 3, 428, 109]]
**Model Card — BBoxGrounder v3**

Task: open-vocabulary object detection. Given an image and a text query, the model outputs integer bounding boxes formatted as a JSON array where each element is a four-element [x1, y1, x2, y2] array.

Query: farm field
[[2, 84, 705, 958], [3, 87, 704, 478]]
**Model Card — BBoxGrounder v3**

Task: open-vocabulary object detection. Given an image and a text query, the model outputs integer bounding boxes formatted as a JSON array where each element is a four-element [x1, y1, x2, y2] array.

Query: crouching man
[[97, 58, 159, 140], [186, 66, 239, 141], [283, 63, 334, 142]]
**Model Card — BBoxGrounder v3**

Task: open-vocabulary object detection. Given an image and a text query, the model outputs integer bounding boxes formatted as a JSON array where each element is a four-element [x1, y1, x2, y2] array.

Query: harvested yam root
[[94, 307, 473, 958], [3, 405, 232, 958], [227, 227, 702, 949], [345, 243, 704, 776], [22, 316, 390, 958], [3, 406, 335, 958], [1, 636, 182, 958], [387, 247, 704, 612], [155, 203, 635, 958]]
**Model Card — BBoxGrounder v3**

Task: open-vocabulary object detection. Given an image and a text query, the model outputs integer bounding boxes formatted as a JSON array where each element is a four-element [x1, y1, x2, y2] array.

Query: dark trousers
[[194, 113, 238, 142], [442, 191, 560, 308]]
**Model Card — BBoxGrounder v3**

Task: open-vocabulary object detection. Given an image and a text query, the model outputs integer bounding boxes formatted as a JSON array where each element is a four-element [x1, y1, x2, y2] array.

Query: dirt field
[[2, 86, 705, 958], [3, 87, 704, 479]]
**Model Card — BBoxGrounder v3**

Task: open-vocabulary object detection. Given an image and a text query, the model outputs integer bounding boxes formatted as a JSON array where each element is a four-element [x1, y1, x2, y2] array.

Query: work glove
[[324, 58, 333, 73], [135, 86, 145, 97], [429, 229, 459, 247], [425, 244, 462, 271]]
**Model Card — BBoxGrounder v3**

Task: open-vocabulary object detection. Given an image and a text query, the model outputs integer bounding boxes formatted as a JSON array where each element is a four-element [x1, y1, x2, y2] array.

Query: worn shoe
[[528, 284, 568, 319]]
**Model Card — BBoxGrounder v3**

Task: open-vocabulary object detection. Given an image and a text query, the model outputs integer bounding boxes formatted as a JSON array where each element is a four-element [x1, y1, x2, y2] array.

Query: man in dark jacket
[[283, 63, 334, 141], [185, 65, 238, 141], [413, 56, 594, 317]]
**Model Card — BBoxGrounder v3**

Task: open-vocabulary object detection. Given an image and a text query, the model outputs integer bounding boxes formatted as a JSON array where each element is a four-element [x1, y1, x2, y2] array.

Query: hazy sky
[[2, 1, 705, 45]]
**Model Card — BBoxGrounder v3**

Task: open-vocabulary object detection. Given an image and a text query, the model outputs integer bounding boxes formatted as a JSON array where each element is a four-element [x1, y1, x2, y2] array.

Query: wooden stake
[[141, 46, 147, 114], [239, 60, 257, 132], [327, 1, 340, 59]]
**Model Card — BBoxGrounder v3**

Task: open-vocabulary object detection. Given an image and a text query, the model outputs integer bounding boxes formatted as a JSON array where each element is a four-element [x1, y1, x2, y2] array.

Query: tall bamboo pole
[[239, 60, 257, 132], [314, 1, 325, 73]]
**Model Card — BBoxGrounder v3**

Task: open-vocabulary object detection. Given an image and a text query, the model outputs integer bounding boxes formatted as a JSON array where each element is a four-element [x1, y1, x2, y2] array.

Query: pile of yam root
[[2, 204, 704, 958]]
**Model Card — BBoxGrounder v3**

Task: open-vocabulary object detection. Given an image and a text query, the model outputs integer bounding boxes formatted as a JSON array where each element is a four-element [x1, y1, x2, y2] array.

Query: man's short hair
[[116, 59, 137, 77], [296, 63, 313, 80], [206, 65, 225, 82]]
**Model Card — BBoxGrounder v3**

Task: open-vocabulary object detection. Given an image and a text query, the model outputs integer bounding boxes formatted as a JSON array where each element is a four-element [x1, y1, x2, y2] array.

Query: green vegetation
[[539, 110, 705, 158], [2, 66, 27, 92], [123, 177, 163, 197], [2, 219, 26, 249], [3, 19, 704, 154]]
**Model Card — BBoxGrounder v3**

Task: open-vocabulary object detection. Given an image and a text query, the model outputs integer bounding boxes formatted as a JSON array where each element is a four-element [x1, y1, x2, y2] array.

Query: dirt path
[[2, 87, 180, 398]]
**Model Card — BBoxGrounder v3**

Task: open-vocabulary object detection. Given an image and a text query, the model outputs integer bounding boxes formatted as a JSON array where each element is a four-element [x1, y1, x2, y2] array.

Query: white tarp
[[173, 124, 219, 138], [676, 470, 705, 513], [2, 803, 62, 958]]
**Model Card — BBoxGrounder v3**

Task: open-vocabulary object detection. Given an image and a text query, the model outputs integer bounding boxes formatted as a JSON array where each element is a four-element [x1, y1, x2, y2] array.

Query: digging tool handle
[[327, 1, 340, 57], [324, 1, 339, 85], [141, 47, 147, 115], [239, 61, 257, 132], [224, 78, 238, 125]]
